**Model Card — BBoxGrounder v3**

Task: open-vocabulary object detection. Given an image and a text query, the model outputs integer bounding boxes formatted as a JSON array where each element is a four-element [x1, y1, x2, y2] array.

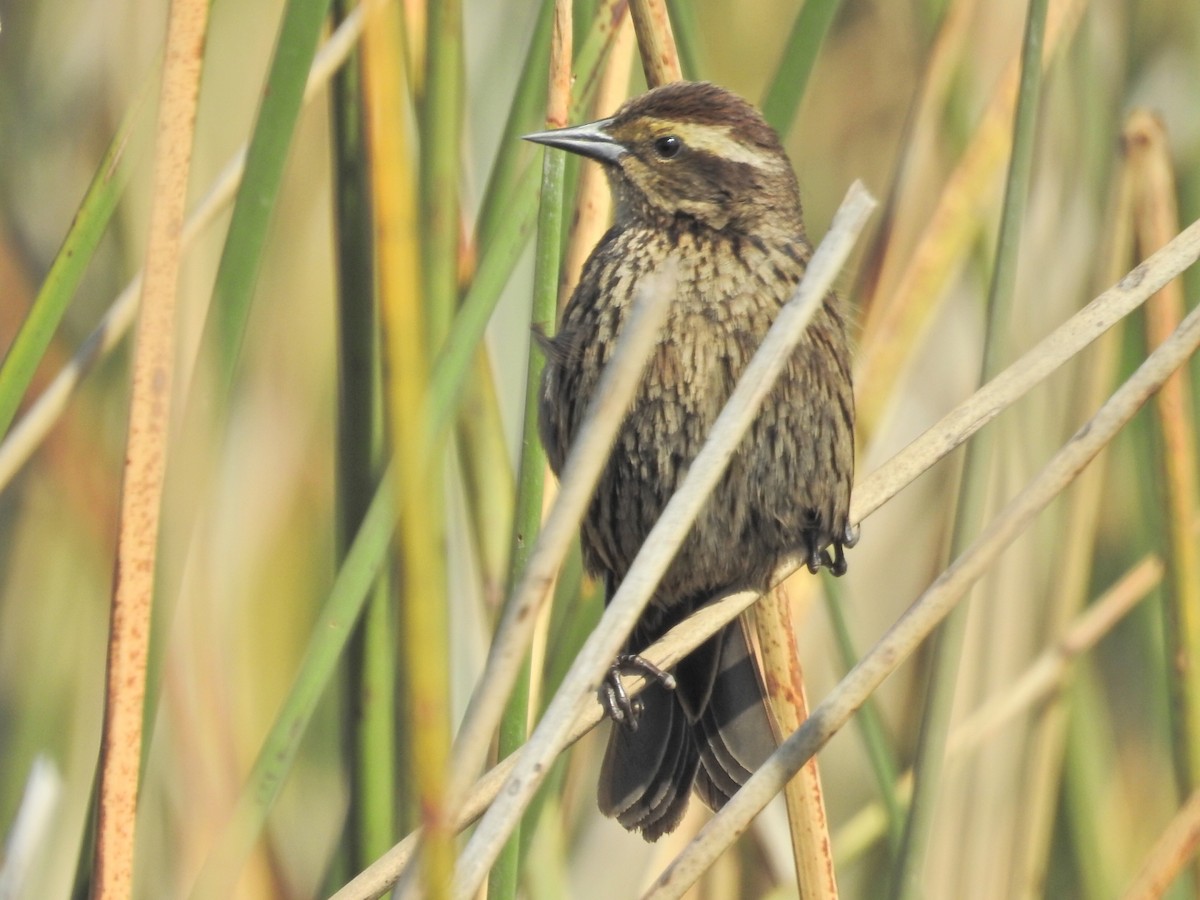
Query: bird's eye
[[654, 135, 683, 159]]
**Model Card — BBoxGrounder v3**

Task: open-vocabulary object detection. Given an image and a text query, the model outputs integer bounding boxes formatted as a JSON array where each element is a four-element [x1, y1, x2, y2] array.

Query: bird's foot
[[802, 523, 857, 577], [600, 653, 677, 732]]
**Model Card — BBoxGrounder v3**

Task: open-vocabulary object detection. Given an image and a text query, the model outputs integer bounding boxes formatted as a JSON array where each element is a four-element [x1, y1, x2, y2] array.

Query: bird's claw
[[601, 653, 677, 731], [827, 541, 848, 576], [805, 543, 823, 574], [842, 522, 861, 549]]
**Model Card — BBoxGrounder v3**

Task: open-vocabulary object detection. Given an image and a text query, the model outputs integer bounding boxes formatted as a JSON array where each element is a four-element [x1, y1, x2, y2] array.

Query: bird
[[525, 81, 856, 841]]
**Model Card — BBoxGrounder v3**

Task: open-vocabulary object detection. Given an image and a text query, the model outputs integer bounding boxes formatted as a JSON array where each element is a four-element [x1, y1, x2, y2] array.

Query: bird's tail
[[597, 620, 776, 840]]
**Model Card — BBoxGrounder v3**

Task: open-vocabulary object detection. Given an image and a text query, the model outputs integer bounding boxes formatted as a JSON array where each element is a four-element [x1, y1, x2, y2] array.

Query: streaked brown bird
[[526, 81, 855, 841]]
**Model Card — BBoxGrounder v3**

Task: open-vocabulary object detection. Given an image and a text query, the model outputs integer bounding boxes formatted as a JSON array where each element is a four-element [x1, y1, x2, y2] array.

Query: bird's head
[[524, 81, 804, 235]]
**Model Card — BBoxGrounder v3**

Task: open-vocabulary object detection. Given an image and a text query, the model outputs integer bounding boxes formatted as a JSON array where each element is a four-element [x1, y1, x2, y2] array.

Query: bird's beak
[[523, 117, 623, 164]]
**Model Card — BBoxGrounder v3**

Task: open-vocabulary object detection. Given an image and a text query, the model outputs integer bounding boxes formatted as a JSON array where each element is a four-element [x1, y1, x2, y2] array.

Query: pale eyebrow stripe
[[642, 118, 779, 170]]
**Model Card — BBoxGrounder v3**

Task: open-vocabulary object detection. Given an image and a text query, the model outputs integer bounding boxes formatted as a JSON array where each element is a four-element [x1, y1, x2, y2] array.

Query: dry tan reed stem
[[628, 0, 681, 87], [1127, 110, 1200, 796], [1122, 789, 1200, 900], [756, 586, 838, 899], [93, 0, 208, 895]]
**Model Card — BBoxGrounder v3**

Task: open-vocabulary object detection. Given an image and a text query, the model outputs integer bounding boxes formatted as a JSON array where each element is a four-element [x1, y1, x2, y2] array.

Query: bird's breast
[[541, 222, 808, 476]]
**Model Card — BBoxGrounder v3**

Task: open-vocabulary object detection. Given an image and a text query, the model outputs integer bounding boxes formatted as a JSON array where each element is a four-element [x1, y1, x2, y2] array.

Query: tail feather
[[693, 621, 776, 809], [637, 712, 693, 815], [597, 619, 776, 839], [692, 760, 727, 814], [628, 712, 700, 841], [599, 679, 698, 839]]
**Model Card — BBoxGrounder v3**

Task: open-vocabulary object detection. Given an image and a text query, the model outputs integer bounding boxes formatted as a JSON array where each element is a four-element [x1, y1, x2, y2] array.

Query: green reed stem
[[0, 82, 151, 438], [420, 0, 462, 349], [475, 0, 554, 250], [761, 0, 843, 135], [665, 0, 705, 80], [202, 0, 333, 402], [488, 48, 569, 895], [329, 0, 395, 868]]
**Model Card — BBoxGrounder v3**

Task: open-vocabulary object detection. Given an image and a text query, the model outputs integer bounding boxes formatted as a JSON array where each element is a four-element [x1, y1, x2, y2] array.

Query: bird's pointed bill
[[523, 118, 623, 164]]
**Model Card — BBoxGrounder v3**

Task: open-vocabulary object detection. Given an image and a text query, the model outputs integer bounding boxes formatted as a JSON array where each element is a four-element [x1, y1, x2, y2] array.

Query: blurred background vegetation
[[0, 0, 1199, 897]]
